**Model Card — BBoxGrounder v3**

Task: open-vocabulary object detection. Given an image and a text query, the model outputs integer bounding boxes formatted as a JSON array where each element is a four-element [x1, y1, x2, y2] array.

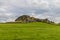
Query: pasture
[[0, 22, 59, 40]]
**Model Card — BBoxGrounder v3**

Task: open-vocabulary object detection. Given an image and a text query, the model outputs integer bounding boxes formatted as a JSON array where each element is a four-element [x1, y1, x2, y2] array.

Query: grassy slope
[[0, 22, 60, 40]]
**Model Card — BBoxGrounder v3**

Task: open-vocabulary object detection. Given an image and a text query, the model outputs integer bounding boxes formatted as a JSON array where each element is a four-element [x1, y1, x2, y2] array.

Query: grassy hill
[[0, 22, 60, 40]]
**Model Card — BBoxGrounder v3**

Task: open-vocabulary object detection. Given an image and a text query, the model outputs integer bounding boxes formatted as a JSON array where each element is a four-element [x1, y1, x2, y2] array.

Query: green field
[[0, 22, 60, 40]]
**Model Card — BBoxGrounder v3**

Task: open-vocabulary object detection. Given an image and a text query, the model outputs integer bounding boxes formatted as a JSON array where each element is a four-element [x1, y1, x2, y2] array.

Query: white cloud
[[5, 13, 12, 16], [0, 8, 6, 11]]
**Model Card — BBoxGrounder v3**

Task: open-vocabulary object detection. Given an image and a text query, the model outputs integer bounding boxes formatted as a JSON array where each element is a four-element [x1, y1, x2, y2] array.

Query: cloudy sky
[[0, 0, 60, 23]]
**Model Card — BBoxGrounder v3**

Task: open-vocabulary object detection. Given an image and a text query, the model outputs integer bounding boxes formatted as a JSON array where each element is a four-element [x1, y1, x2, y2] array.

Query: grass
[[0, 22, 60, 40]]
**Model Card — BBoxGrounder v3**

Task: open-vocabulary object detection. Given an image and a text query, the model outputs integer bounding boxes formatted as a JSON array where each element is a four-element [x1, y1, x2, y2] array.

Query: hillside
[[0, 22, 59, 40]]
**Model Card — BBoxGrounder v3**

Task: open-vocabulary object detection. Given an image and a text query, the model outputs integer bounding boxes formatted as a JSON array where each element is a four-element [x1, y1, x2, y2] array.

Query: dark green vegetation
[[0, 22, 60, 40]]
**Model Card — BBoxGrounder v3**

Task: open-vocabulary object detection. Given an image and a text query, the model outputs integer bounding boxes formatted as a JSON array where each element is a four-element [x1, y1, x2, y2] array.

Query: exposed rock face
[[15, 15, 41, 23], [15, 15, 54, 23]]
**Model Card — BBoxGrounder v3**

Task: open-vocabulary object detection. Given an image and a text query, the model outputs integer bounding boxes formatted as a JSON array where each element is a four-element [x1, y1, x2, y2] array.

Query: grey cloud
[[0, 0, 60, 23]]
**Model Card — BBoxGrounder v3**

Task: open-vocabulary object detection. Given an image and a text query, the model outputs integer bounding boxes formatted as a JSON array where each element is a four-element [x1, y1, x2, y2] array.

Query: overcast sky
[[0, 0, 60, 23]]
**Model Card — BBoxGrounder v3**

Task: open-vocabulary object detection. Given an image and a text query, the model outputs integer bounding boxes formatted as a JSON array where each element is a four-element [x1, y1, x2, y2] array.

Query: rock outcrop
[[15, 15, 54, 23]]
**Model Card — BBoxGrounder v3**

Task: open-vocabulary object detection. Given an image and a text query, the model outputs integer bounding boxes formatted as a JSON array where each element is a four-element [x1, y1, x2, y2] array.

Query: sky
[[0, 0, 60, 23]]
